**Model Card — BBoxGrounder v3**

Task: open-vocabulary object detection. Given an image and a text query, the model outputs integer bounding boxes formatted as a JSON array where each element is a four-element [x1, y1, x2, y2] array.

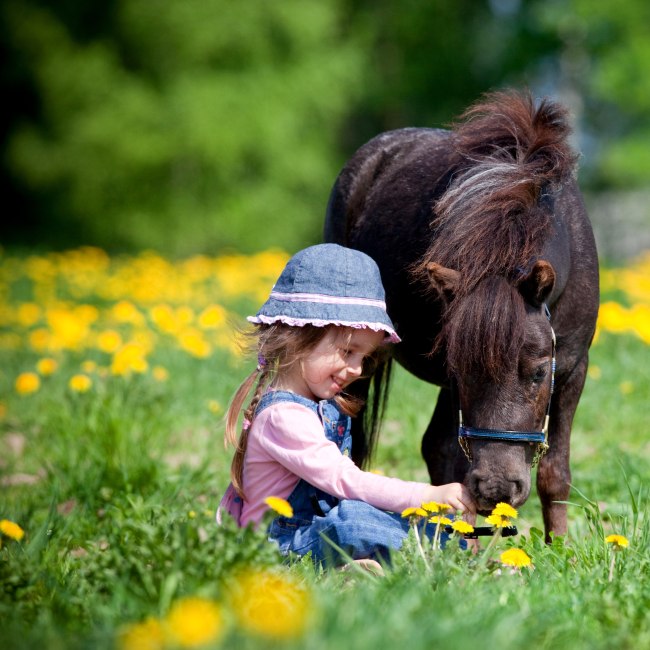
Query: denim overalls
[[260, 390, 449, 566]]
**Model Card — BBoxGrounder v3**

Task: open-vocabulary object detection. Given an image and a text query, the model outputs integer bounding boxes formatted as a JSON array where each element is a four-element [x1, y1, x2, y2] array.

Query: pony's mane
[[414, 89, 578, 297], [414, 90, 577, 379], [445, 276, 526, 380]]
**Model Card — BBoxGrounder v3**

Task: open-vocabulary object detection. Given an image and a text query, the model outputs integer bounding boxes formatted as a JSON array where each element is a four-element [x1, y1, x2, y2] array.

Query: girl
[[218, 243, 475, 565]]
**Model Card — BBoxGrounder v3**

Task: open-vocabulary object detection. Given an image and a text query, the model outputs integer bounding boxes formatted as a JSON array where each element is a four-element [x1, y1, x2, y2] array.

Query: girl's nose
[[347, 358, 363, 377]]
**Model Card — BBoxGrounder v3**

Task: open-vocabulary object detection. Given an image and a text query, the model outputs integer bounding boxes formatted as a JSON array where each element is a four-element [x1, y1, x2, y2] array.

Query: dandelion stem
[[608, 554, 616, 582], [477, 527, 503, 569], [432, 522, 441, 552], [413, 521, 431, 571]]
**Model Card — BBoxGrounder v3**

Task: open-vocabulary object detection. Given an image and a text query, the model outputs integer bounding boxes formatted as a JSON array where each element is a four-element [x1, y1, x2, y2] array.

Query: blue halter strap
[[457, 304, 556, 466]]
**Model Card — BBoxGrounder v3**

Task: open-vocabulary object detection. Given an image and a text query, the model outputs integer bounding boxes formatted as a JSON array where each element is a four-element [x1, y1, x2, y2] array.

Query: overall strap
[[255, 390, 350, 451], [255, 390, 319, 416]]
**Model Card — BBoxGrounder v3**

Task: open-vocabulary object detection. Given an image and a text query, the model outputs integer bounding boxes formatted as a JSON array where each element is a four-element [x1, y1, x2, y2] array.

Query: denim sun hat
[[248, 244, 400, 343]]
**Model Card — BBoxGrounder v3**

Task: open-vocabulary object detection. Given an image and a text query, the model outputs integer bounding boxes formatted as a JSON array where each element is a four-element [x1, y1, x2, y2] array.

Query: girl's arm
[[257, 403, 475, 515]]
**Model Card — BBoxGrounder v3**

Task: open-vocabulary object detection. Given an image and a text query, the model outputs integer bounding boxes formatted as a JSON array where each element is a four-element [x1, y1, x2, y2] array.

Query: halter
[[457, 304, 556, 467]]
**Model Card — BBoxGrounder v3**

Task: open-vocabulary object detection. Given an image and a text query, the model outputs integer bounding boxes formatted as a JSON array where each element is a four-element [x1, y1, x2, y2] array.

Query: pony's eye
[[531, 366, 548, 383]]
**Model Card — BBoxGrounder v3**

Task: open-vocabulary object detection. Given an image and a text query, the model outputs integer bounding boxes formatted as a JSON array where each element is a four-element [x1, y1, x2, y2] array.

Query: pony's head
[[412, 91, 573, 511], [427, 260, 556, 511]]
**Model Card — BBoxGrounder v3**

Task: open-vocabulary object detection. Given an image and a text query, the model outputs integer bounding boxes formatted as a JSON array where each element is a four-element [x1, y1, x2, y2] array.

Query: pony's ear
[[518, 260, 556, 307], [426, 262, 460, 302]]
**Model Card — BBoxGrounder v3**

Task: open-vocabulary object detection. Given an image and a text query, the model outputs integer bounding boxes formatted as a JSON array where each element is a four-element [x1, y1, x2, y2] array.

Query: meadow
[[1, 247, 649, 649]]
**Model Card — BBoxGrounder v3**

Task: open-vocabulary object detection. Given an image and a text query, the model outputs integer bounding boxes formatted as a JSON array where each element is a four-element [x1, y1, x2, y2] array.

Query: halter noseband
[[457, 304, 556, 467]]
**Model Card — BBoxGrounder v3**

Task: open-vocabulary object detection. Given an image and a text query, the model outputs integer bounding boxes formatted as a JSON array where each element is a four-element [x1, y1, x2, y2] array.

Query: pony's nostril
[[467, 473, 483, 498]]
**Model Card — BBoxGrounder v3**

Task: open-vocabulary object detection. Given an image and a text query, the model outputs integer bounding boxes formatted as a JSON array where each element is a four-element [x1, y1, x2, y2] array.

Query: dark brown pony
[[325, 90, 599, 539]]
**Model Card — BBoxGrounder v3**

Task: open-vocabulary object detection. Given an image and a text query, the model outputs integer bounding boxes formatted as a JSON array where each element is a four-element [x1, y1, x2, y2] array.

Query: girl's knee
[[323, 502, 407, 551]]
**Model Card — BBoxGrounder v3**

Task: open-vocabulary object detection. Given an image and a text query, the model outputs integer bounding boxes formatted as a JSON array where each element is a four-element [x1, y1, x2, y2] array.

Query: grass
[[1, 249, 649, 649]]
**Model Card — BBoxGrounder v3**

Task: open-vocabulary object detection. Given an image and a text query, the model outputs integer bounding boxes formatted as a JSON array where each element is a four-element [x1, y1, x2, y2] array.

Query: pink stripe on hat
[[269, 291, 387, 309]]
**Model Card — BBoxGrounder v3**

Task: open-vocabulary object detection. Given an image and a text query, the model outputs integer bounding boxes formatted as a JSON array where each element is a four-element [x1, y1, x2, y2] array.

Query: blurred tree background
[[1, 0, 649, 257]]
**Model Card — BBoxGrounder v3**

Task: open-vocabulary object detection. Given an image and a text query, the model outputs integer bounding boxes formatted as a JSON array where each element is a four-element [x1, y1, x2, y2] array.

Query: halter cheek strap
[[457, 304, 556, 467]]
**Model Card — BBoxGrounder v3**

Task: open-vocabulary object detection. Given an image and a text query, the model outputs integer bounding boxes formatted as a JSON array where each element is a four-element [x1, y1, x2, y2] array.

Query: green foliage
[[2, 0, 364, 254], [534, 0, 650, 187], [340, 0, 557, 140], [5, 0, 650, 254]]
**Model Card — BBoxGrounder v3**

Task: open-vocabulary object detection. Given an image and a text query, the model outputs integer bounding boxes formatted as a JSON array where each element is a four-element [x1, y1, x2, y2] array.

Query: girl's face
[[282, 327, 384, 401]]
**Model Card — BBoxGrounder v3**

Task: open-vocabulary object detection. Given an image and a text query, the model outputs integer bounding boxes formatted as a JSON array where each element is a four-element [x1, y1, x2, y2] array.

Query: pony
[[324, 90, 599, 539]]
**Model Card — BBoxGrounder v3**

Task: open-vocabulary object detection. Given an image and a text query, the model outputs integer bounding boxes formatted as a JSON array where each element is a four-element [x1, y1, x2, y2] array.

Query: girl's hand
[[424, 483, 477, 522]]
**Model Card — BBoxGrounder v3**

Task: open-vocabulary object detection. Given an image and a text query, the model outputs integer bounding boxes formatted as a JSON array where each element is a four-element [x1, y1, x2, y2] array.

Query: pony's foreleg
[[537, 355, 589, 542], [422, 388, 469, 486]]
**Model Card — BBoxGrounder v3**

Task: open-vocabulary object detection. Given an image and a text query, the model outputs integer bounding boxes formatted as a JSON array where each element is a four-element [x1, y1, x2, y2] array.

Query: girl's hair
[[224, 323, 374, 500]]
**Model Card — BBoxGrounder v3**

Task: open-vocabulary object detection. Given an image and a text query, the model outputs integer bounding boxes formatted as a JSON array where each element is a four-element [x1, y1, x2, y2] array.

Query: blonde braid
[[226, 363, 272, 500]]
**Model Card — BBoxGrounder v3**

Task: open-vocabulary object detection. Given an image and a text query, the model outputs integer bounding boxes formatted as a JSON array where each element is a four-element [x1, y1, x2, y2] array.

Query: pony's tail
[[224, 366, 270, 500]]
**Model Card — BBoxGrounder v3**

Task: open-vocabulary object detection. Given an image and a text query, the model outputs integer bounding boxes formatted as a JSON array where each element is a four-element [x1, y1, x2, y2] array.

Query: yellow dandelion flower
[[178, 330, 212, 359], [605, 534, 629, 549], [230, 568, 311, 639], [81, 360, 97, 373], [198, 304, 227, 329], [111, 301, 145, 326], [36, 357, 58, 375], [0, 519, 25, 541], [207, 399, 222, 414], [111, 343, 149, 376], [492, 502, 518, 519], [598, 301, 632, 334], [619, 381, 634, 395], [28, 328, 52, 351], [165, 596, 224, 648], [152, 366, 169, 382], [587, 365, 602, 380], [175, 306, 195, 326], [15, 372, 40, 395], [75, 304, 99, 325], [131, 357, 149, 373], [264, 496, 294, 518], [451, 520, 475, 535], [421, 501, 450, 513], [46, 307, 90, 350], [118, 616, 166, 650], [485, 513, 512, 528], [69, 374, 92, 393], [401, 506, 427, 518], [17, 302, 41, 327], [500, 548, 532, 568], [150, 304, 178, 334], [630, 303, 650, 344], [97, 329, 123, 353], [428, 515, 453, 526]]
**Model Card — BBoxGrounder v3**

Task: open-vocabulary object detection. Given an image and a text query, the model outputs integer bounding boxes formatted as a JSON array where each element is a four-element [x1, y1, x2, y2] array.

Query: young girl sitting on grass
[[218, 243, 476, 566]]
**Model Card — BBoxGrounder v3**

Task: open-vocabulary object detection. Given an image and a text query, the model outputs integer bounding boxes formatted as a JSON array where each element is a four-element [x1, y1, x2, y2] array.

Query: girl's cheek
[[303, 365, 331, 383]]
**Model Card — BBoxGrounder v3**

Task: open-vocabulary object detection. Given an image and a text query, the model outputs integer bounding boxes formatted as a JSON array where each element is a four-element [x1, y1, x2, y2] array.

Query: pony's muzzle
[[468, 470, 530, 512]]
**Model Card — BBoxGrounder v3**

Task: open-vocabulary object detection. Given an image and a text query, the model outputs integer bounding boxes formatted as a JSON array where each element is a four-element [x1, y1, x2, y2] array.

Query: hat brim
[[247, 312, 400, 344]]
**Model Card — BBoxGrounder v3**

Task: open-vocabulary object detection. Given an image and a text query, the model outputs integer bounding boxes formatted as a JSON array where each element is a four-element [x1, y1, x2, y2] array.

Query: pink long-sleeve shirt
[[222, 400, 433, 527]]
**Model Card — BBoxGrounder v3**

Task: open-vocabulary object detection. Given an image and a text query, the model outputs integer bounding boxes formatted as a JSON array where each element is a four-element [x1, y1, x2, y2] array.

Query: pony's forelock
[[413, 90, 577, 298], [443, 276, 526, 381], [413, 90, 575, 379]]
